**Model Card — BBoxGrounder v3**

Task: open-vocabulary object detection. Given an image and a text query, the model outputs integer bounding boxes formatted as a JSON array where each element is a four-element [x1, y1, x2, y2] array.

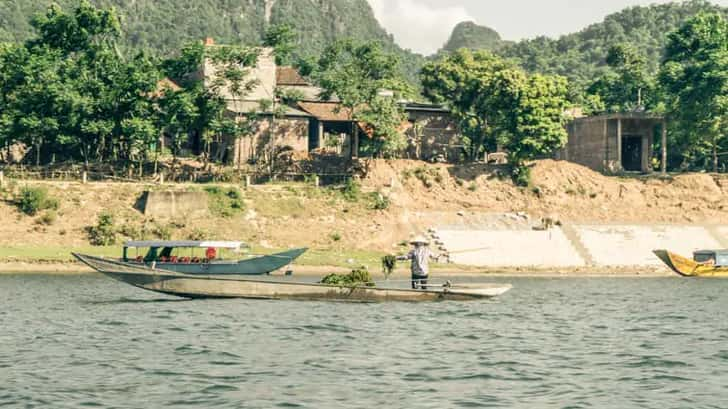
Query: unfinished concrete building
[[562, 113, 667, 174]]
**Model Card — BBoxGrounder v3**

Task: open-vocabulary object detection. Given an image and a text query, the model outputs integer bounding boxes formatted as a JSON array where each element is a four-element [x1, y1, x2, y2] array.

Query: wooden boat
[[73, 253, 512, 302], [120, 241, 306, 276], [653, 249, 728, 277]]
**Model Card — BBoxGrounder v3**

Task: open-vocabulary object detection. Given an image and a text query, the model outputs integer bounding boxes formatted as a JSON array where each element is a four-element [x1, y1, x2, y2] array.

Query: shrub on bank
[[17, 186, 59, 216], [205, 186, 245, 218], [87, 211, 117, 246]]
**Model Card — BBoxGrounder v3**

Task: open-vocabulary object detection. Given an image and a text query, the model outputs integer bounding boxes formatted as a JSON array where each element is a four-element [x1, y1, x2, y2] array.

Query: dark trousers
[[412, 275, 428, 289]]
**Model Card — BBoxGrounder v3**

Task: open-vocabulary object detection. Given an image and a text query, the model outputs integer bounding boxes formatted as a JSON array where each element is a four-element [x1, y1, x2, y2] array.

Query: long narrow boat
[[73, 253, 512, 302], [119, 241, 306, 276], [653, 249, 728, 277]]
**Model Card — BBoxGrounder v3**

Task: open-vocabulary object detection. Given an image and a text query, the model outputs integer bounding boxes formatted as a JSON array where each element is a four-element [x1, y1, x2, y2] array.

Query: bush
[[88, 212, 117, 246], [188, 228, 209, 241], [17, 186, 59, 216], [341, 178, 361, 202], [38, 210, 57, 226], [330, 232, 342, 242], [205, 186, 245, 218], [468, 183, 478, 192], [370, 192, 390, 210], [511, 164, 531, 187]]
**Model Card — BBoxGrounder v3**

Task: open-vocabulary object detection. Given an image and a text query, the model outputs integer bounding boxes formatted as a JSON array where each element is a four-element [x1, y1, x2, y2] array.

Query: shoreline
[[0, 261, 673, 278]]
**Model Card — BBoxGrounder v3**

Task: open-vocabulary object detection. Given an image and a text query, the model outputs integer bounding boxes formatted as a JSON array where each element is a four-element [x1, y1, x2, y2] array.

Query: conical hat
[[409, 236, 430, 245]]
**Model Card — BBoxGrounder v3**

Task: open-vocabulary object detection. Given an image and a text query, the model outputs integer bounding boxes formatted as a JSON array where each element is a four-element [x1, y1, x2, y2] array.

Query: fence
[[0, 165, 353, 188]]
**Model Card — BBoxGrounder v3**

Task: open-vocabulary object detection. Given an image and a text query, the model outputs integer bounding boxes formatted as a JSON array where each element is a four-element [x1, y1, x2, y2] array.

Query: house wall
[[565, 118, 610, 172], [232, 117, 310, 166], [203, 47, 277, 109], [405, 111, 462, 162], [565, 117, 657, 173]]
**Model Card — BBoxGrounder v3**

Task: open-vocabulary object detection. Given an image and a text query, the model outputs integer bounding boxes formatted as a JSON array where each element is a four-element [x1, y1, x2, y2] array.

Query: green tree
[[263, 24, 296, 66], [660, 12, 728, 172], [421, 49, 516, 160], [422, 49, 569, 181], [587, 44, 657, 113], [504, 74, 570, 180], [313, 39, 411, 157]]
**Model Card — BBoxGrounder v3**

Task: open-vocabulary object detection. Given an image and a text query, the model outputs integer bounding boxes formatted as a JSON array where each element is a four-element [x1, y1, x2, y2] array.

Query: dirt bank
[[1, 159, 726, 263]]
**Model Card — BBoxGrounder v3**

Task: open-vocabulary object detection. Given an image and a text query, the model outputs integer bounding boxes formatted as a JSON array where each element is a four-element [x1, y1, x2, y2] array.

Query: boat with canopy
[[120, 240, 307, 276]]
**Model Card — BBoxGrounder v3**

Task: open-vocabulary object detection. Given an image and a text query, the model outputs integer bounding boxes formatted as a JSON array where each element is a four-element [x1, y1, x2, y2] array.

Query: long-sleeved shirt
[[398, 246, 435, 277]]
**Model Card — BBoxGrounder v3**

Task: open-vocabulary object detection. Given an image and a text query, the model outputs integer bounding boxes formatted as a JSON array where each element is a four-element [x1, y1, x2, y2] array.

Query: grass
[[0, 245, 120, 262]]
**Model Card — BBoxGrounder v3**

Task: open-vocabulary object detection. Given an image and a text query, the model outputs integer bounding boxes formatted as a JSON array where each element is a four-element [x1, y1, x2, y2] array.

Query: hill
[[441, 21, 509, 53], [498, 0, 728, 88], [0, 0, 425, 84]]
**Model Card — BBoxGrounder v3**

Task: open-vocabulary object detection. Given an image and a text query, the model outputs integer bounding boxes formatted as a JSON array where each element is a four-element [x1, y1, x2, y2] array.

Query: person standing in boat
[[397, 236, 438, 289]]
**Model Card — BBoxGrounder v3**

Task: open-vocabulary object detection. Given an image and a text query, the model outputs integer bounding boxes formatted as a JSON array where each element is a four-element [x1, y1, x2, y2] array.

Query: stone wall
[[139, 191, 209, 219], [233, 117, 310, 165]]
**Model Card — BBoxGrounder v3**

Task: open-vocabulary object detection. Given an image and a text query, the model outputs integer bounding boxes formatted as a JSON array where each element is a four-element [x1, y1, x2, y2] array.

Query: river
[[1, 274, 727, 408]]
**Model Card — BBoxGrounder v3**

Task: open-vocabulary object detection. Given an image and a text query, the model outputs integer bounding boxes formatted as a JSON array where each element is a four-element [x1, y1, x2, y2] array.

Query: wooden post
[[82, 171, 88, 184], [661, 120, 668, 175]]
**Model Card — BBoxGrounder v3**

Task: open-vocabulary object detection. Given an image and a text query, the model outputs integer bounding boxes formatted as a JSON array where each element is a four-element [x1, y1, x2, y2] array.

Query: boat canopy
[[124, 241, 246, 250], [694, 250, 728, 266]]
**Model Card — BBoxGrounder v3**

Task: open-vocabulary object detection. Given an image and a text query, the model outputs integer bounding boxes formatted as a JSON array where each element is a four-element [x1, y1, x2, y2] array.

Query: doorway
[[621, 136, 643, 172]]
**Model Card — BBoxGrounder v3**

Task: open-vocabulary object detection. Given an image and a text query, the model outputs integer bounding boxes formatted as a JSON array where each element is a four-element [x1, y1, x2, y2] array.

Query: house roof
[[226, 101, 312, 118], [404, 102, 450, 113], [152, 77, 182, 97], [298, 101, 355, 121], [573, 112, 665, 122], [277, 66, 310, 86]]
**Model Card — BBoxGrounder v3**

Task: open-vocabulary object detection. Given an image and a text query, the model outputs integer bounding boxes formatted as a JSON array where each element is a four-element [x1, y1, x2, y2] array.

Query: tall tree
[[421, 49, 518, 160], [587, 44, 657, 113], [314, 39, 412, 157], [263, 24, 296, 66], [660, 12, 728, 172], [422, 49, 568, 182]]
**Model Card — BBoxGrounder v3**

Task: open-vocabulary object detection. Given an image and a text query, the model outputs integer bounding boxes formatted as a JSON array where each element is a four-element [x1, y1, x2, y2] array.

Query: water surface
[[1, 274, 727, 408]]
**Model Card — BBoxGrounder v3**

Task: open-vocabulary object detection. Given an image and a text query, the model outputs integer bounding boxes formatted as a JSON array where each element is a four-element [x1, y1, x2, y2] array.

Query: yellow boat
[[653, 249, 728, 277]]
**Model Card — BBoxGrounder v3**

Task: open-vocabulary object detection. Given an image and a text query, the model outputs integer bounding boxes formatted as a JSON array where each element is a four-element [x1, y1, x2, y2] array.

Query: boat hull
[[127, 248, 307, 276], [653, 250, 728, 277], [74, 254, 512, 302]]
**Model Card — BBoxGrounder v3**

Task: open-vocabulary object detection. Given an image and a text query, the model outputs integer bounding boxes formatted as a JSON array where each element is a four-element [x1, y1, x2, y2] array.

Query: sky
[[367, 0, 728, 55]]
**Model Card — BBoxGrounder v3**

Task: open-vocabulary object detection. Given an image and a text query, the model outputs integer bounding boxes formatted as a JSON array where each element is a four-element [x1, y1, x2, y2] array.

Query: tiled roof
[[276, 66, 310, 86], [297, 101, 354, 121]]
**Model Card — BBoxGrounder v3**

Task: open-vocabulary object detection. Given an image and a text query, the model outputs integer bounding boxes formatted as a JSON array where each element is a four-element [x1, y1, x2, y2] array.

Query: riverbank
[[1, 159, 726, 276]]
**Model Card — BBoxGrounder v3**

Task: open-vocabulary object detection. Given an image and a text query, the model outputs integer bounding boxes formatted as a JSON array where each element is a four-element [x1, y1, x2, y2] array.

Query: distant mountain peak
[[441, 21, 506, 53]]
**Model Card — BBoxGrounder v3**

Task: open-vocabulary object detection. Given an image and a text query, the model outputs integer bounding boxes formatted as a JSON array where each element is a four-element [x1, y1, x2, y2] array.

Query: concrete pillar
[[82, 171, 87, 184], [351, 125, 359, 159], [314, 175, 320, 187], [0, 170, 4, 188], [661, 120, 668, 175], [642, 136, 650, 173], [616, 118, 623, 170], [318, 122, 325, 149], [603, 119, 609, 171], [159, 172, 165, 185], [245, 175, 251, 189]]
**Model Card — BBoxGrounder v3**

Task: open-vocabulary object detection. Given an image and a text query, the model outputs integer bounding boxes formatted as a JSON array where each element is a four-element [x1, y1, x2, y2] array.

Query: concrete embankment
[[436, 217, 728, 271]]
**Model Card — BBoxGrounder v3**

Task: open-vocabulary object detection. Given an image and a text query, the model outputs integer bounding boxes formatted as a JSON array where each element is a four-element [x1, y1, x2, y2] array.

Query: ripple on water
[[4, 275, 728, 409]]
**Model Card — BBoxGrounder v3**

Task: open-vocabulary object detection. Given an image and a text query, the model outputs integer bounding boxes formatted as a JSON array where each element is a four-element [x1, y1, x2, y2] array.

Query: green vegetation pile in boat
[[73, 253, 512, 303], [120, 241, 307, 276]]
